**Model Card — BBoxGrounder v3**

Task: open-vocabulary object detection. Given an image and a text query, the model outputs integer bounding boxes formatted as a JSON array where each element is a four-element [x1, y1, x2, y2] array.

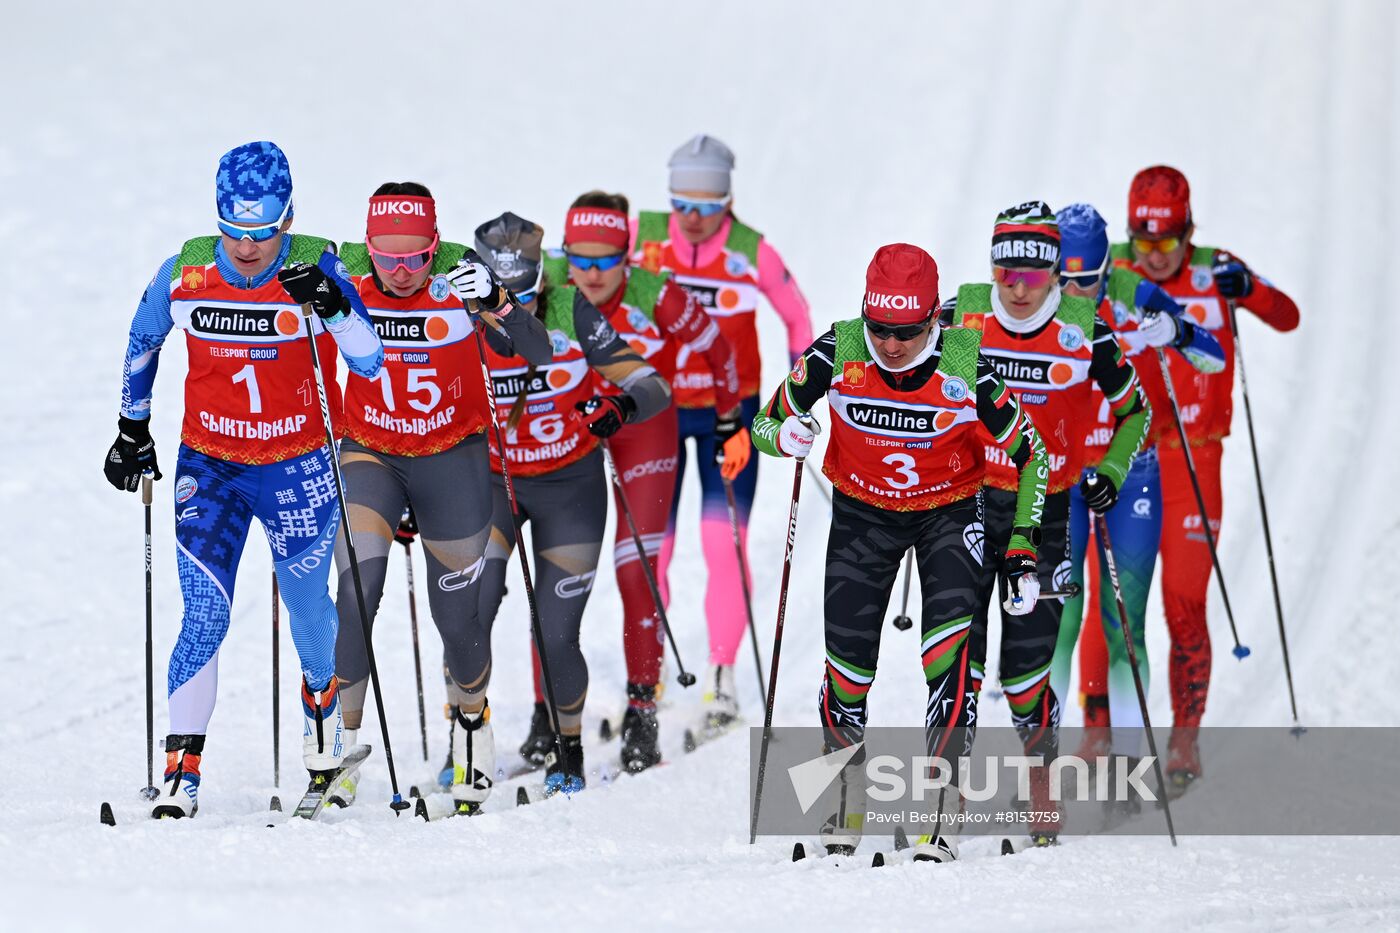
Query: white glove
[[1001, 552, 1040, 616], [1138, 310, 1179, 349], [446, 261, 495, 302], [1002, 573, 1039, 616], [777, 415, 820, 458]]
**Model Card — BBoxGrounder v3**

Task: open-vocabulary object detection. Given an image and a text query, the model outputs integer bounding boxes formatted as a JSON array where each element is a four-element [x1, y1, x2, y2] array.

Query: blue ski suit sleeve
[[1133, 278, 1225, 374], [120, 256, 179, 420], [317, 248, 383, 379]]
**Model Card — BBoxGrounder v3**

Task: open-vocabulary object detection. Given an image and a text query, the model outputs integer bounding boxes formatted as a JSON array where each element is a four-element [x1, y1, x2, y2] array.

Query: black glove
[[104, 416, 162, 492], [277, 262, 351, 320], [1080, 473, 1119, 513], [575, 394, 636, 439], [394, 507, 418, 546], [1211, 252, 1254, 299], [713, 409, 742, 466]]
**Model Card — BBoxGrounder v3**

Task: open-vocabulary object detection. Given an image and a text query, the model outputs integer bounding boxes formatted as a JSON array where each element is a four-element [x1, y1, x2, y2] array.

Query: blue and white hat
[[215, 141, 294, 226]]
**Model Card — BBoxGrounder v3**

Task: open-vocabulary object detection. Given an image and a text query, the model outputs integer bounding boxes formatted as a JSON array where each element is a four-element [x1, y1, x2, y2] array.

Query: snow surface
[[3, 1, 1398, 930]]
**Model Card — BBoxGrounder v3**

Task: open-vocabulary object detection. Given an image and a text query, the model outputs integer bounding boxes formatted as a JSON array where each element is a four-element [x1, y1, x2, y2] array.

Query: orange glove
[[720, 427, 752, 481]]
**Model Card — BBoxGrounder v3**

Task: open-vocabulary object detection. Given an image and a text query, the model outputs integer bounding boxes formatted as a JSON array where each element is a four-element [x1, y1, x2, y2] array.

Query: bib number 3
[[882, 453, 919, 490]]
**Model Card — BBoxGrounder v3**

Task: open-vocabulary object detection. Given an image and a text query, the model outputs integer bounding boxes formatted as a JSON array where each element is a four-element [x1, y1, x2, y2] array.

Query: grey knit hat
[[473, 211, 544, 292], [668, 134, 735, 195]]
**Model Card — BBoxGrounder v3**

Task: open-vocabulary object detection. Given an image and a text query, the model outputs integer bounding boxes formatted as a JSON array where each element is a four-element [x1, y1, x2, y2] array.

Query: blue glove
[[1133, 279, 1186, 318], [1211, 252, 1254, 299]]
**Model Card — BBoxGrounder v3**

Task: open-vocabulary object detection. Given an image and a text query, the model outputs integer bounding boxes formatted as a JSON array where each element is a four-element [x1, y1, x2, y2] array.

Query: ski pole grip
[[141, 474, 153, 505], [300, 302, 314, 320]]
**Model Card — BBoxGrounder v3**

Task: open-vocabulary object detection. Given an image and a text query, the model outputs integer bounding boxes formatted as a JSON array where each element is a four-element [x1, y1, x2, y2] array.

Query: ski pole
[[892, 549, 914, 631], [402, 536, 430, 760], [1228, 306, 1301, 730], [1156, 350, 1249, 659], [140, 475, 158, 802], [299, 304, 410, 814], [722, 475, 767, 699], [272, 571, 280, 788], [465, 294, 569, 774], [1096, 513, 1177, 846], [600, 440, 697, 688], [750, 416, 813, 845]]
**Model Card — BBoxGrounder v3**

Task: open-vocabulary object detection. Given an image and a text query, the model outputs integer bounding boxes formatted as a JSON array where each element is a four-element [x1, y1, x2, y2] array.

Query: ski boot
[[519, 702, 555, 768], [912, 785, 961, 862], [450, 704, 495, 815], [1166, 727, 1202, 799], [151, 734, 204, 819], [620, 683, 661, 773], [301, 676, 345, 801], [817, 745, 866, 855], [544, 734, 586, 796], [328, 729, 359, 808], [696, 663, 740, 736], [1026, 762, 1061, 847]]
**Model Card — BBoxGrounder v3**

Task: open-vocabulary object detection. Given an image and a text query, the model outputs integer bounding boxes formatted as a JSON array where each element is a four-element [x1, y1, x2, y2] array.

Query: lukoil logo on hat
[[862, 243, 939, 324]]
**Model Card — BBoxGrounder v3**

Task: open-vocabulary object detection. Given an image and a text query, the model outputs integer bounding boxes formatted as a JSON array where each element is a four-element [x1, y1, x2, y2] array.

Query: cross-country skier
[[328, 183, 552, 814], [632, 135, 813, 734], [1112, 167, 1299, 791], [517, 191, 740, 773], [940, 200, 1150, 845], [752, 243, 1048, 863], [104, 141, 384, 818], [474, 212, 671, 794], [1047, 203, 1225, 768]]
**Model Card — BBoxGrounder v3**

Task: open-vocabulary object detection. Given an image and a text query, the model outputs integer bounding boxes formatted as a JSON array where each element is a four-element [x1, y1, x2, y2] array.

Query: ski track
[[3, 1, 1397, 930]]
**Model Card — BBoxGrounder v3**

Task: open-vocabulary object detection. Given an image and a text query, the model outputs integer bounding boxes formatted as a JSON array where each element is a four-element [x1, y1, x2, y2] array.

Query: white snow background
[[2, 1, 1397, 931]]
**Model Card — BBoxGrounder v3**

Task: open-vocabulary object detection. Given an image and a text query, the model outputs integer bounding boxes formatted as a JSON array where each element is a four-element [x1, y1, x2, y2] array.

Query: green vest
[[172, 234, 331, 283], [829, 317, 979, 384], [338, 239, 468, 278], [634, 211, 761, 266], [1109, 242, 1216, 269], [950, 283, 1097, 335]]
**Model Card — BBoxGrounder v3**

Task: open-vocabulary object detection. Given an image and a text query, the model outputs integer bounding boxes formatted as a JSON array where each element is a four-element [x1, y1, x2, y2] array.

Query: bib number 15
[[373, 368, 442, 413], [882, 453, 919, 490]]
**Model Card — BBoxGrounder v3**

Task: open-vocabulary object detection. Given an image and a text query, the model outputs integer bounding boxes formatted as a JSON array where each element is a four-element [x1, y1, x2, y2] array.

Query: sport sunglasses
[[1131, 235, 1183, 254], [670, 195, 732, 218], [993, 266, 1055, 288], [216, 199, 293, 243], [1059, 256, 1110, 290], [864, 317, 931, 341], [566, 252, 628, 272], [367, 235, 441, 274]]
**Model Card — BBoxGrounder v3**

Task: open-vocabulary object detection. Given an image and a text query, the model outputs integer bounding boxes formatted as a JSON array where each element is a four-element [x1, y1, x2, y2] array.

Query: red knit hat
[[1128, 165, 1192, 236], [863, 244, 939, 325]]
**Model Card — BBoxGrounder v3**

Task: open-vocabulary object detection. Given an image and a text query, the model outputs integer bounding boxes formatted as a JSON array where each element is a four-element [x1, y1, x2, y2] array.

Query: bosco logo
[[276, 310, 301, 335], [941, 376, 968, 402]]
